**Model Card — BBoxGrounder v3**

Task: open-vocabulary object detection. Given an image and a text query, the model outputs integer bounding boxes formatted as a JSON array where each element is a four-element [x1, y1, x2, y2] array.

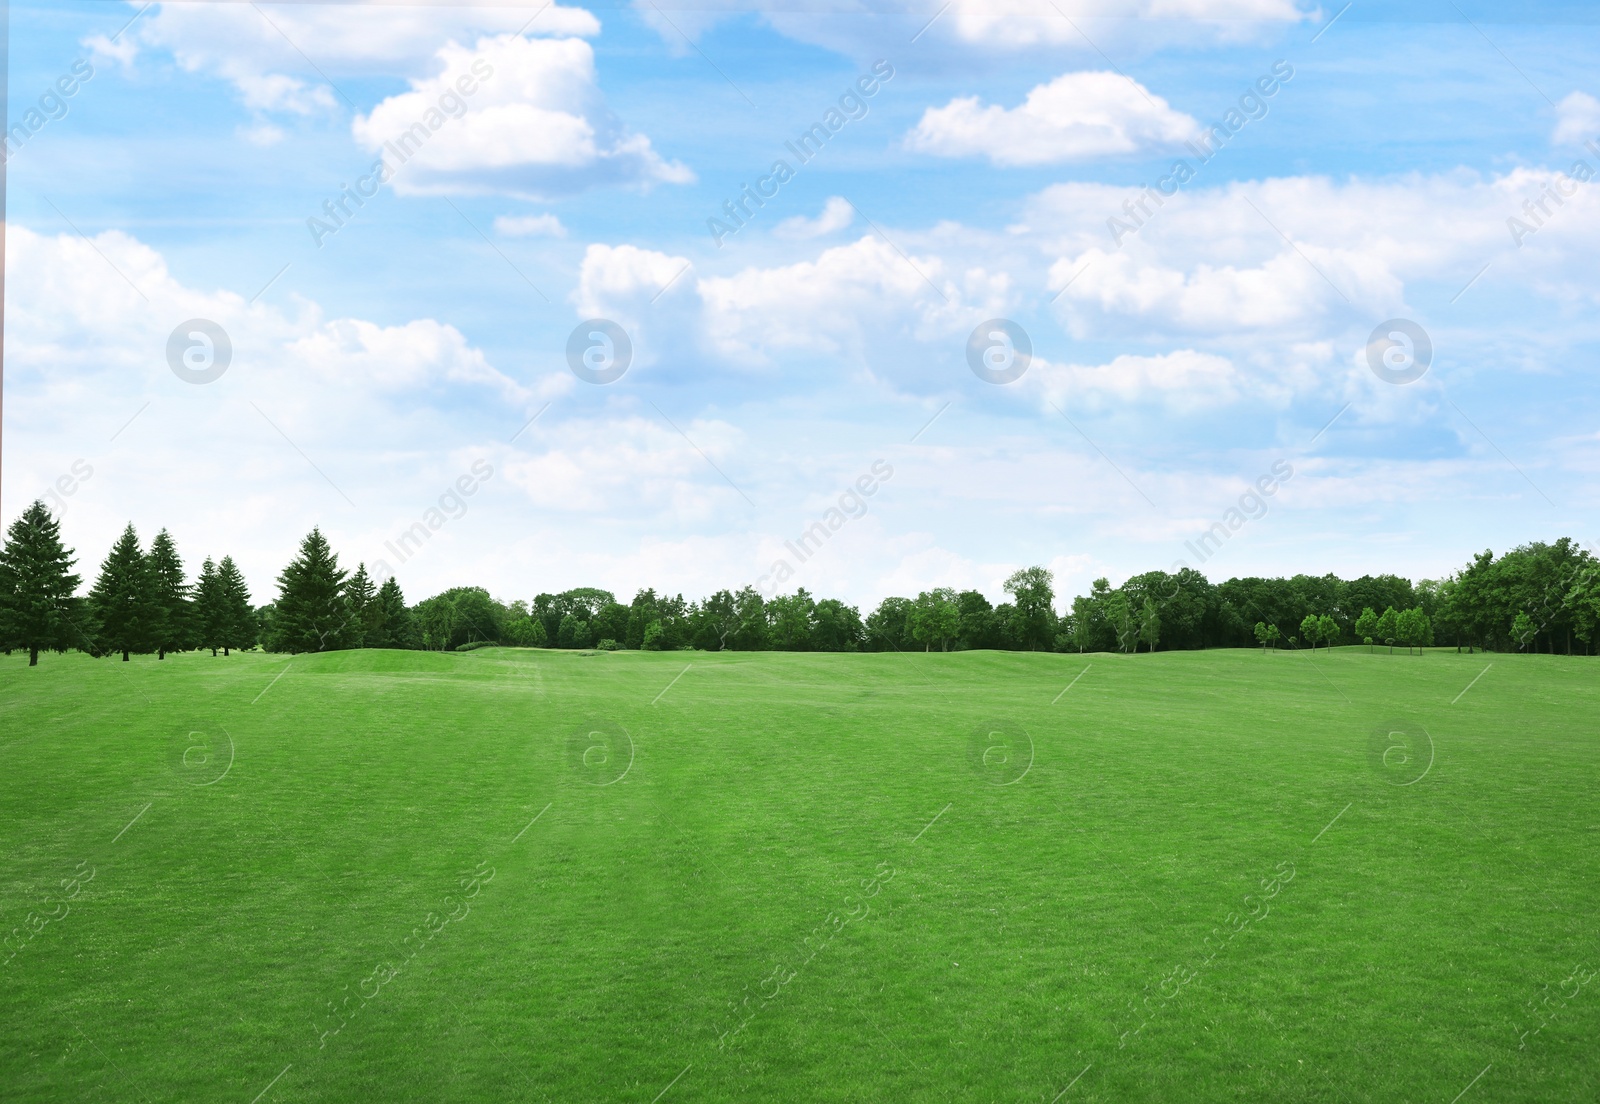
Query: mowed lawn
[[1, 646, 1597, 1103]]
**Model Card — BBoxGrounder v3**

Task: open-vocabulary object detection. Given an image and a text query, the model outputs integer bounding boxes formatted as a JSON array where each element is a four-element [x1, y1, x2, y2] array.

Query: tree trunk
[[122, 649, 130, 662], [29, 647, 39, 666], [211, 647, 218, 656], [224, 646, 231, 656], [158, 647, 166, 660]]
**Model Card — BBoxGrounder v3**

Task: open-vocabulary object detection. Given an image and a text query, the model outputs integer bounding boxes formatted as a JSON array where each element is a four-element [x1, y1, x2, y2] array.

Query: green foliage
[[414, 587, 504, 651], [366, 577, 414, 649], [1002, 566, 1055, 650], [1376, 607, 1399, 652], [1355, 607, 1378, 651], [865, 596, 913, 652], [217, 556, 258, 654], [0, 501, 82, 665], [1138, 596, 1161, 653], [268, 528, 350, 654], [557, 612, 590, 649], [89, 523, 153, 662], [344, 563, 377, 650], [640, 621, 665, 650], [911, 588, 960, 652], [145, 529, 190, 659]]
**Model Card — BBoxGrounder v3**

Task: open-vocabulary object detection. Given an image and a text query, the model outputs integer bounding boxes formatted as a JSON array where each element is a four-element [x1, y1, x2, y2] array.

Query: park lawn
[[0, 645, 1596, 1102]]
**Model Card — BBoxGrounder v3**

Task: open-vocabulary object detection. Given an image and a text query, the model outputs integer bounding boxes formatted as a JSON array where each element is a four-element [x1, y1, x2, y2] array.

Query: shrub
[[595, 638, 622, 651]]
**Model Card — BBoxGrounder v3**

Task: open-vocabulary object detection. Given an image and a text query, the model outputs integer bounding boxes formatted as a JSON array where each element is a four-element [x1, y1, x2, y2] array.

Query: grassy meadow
[[1, 645, 1597, 1102]]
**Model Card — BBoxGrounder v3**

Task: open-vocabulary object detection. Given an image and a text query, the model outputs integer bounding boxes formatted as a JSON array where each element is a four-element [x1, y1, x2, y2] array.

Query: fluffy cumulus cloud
[[352, 35, 692, 198], [2, 223, 571, 593], [1024, 170, 1600, 343], [697, 235, 1009, 369], [1554, 91, 1600, 147], [99, 0, 599, 112], [908, 71, 1199, 164]]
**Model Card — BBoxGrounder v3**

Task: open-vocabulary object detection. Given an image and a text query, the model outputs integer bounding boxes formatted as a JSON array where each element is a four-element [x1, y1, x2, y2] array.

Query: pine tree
[[0, 501, 83, 666], [270, 529, 349, 653], [194, 557, 225, 655], [345, 563, 376, 650], [217, 556, 257, 655], [146, 529, 190, 660], [90, 524, 152, 662], [369, 577, 415, 648]]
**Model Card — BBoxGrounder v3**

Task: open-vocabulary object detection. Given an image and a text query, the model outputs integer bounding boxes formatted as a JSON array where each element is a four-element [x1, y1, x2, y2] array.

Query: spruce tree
[[369, 577, 415, 648], [345, 563, 376, 649], [89, 524, 152, 662], [0, 501, 83, 666], [194, 557, 225, 655], [270, 528, 349, 653], [217, 556, 256, 655], [146, 528, 190, 660]]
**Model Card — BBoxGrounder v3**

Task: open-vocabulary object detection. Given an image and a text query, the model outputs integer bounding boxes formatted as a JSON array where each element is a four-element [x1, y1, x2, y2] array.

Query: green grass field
[[1, 645, 1596, 1102]]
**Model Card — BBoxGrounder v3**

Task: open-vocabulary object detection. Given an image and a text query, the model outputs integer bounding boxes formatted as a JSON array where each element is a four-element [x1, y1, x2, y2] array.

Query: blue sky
[[5, 0, 1599, 610]]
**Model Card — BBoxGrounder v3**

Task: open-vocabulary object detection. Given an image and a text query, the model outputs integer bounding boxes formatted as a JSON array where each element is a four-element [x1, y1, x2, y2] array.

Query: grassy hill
[[1, 646, 1596, 1102]]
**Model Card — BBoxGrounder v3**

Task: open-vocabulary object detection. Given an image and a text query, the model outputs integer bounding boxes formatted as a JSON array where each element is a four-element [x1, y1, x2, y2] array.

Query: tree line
[[1, 498, 1596, 665]]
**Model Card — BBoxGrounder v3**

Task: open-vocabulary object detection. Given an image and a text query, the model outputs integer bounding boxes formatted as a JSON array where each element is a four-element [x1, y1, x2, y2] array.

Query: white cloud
[[1554, 91, 1600, 146], [1031, 349, 1246, 411], [574, 243, 693, 318], [631, 0, 1308, 58], [1020, 170, 1600, 343], [122, 1, 599, 111], [774, 196, 855, 239], [352, 35, 692, 198], [908, 71, 1198, 164], [697, 235, 1008, 369], [944, 0, 1308, 49], [494, 213, 567, 237]]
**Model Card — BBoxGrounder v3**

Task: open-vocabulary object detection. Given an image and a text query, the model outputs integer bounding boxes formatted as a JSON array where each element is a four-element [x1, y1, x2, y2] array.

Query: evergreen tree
[[217, 556, 257, 655], [345, 563, 376, 649], [270, 529, 348, 654], [89, 524, 152, 662], [368, 577, 415, 648], [0, 501, 83, 666], [193, 556, 225, 655], [145, 528, 190, 660]]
